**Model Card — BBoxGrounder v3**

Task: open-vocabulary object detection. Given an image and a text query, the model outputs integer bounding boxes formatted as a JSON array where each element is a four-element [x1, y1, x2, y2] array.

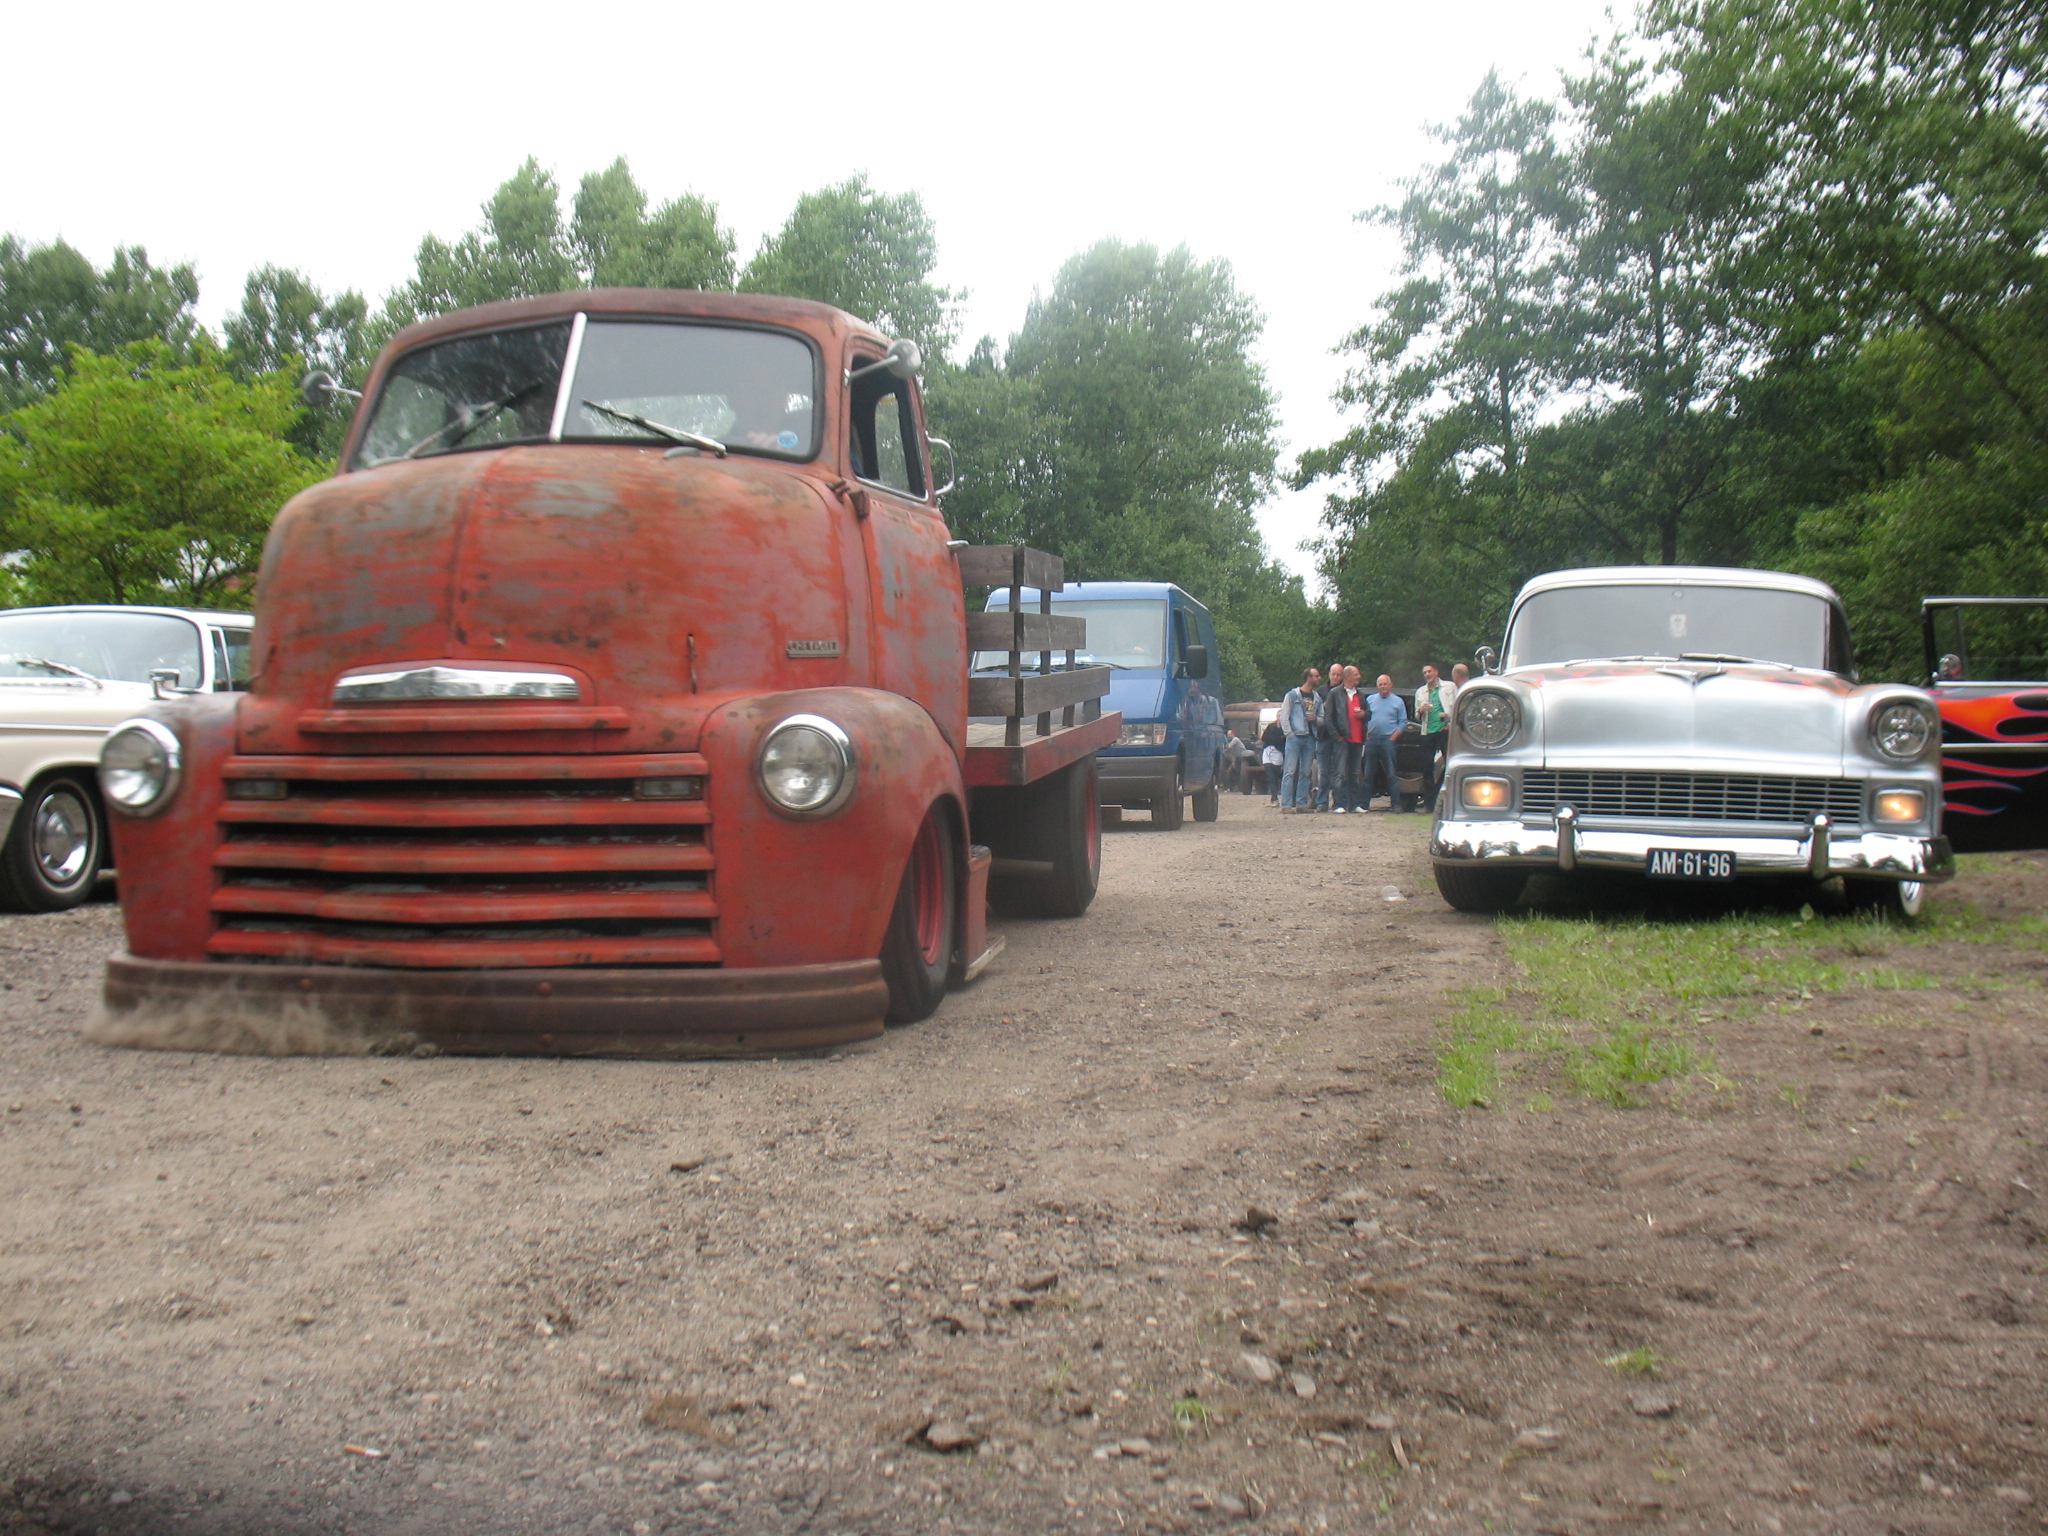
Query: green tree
[[571, 158, 734, 290], [382, 158, 581, 332], [1297, 74, 1574, 672], [930, 241, 1312, 698], [223, 266, 371, 460], [0, 237, 201, 410], [0, 341, 322, 606], [740, 175, 956, 355]]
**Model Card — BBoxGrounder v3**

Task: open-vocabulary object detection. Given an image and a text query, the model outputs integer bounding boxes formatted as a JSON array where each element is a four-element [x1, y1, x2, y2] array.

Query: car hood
[[1519, 661, 1854, 775], [0, 679, 158, 730]]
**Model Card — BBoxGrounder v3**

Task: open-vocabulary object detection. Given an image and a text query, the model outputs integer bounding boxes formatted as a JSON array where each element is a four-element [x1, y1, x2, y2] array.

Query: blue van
[[975, 581, 1226, 829]]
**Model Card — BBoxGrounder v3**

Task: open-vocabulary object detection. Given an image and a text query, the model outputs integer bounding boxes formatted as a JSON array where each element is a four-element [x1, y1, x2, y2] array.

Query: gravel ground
[[2, 795, 2046, 1535]]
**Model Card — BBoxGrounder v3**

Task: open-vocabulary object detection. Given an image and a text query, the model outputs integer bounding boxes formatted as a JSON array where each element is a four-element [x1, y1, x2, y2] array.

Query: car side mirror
[[300, 369, 362, 409], [1182, 644, 1209, 680], [1476, 644, 1500, 675]]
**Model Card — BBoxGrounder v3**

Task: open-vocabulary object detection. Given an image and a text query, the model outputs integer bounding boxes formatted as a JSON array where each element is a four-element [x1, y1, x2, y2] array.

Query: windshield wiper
[[1680, 652, 1794, 670], [401, 378, 553, 460], [1561, 655, 1678, 666], [579, 400, 727, 457], [14, 656, 102, 687]]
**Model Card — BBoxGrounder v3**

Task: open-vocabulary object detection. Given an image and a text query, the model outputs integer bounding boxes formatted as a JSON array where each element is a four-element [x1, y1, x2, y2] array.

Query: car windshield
[[1927, 602, 2048, 683], [974, 599, 1169, 671], [351, 318, 818, 469], [0, 611, 204, 686], [1506, 584, 1831, 670]]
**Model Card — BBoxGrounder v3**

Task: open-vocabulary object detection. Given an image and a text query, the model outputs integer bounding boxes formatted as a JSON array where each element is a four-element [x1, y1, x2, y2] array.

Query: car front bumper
[[96, 953, 889, 1058], [1431, 818, 1953, 883], [1098, 753, 1179, 803]]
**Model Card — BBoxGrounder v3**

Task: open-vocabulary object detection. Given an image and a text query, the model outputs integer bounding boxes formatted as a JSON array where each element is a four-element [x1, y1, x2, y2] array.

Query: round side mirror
[[301, 369, 337, 409], [885, 338, 923, 378]]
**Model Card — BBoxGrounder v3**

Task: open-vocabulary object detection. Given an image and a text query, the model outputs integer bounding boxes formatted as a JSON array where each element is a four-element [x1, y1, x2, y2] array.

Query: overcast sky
[[6, 0, 1629, 593]]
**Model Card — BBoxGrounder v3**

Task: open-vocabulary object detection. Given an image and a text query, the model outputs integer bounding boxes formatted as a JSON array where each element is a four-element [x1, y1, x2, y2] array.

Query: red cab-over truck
[[95, 290, 1117, 1055]]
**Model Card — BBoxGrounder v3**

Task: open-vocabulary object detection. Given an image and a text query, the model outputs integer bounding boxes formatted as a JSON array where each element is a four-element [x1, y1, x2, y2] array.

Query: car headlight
[[757, 713, 855, 817], [1461, 776, 1512, 811], [1118, 723, 1169, 747], [100, 719, 182, 816], [1457, 689, 1521, 750], [1870, 700, 1935, 761], [1874, 788, 1926, 824]]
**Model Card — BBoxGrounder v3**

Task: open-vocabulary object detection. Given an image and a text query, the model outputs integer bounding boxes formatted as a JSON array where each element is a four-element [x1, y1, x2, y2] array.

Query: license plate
[[1645, 848, 1735, 882]]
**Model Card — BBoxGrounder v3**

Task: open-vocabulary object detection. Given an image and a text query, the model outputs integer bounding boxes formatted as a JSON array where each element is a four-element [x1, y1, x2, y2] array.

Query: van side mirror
[[1182, 644, 1209, 680]]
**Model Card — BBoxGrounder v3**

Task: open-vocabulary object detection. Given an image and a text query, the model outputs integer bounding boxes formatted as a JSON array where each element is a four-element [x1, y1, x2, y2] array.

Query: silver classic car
[[1431, 567, 1952, 918]]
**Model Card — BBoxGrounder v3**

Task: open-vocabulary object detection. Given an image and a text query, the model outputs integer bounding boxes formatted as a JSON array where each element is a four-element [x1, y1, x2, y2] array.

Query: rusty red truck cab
[[96, 290, 1115, 1056]]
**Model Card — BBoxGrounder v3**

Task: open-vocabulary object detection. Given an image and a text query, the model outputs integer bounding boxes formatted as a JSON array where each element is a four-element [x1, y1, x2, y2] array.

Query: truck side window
[[850, 365, 926, 498]]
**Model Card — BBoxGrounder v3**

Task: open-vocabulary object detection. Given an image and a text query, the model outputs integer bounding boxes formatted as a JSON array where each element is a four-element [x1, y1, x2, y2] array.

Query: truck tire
[[1192, 782, 1220, 822], [881, 807, 958, 1024], [1433, 862, 1528, 914], [0, 774, 104, 913], [1152, 765, 1184, 830], [982, 758, 1102, 919]]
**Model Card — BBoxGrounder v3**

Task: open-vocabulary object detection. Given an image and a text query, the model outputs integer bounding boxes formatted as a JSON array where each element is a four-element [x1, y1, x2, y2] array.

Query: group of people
[[1239, 661, 1470, 814]]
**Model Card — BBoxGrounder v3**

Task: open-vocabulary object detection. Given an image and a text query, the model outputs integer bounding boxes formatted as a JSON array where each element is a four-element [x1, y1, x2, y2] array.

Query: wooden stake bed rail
[[954, 543, 1117, 779]]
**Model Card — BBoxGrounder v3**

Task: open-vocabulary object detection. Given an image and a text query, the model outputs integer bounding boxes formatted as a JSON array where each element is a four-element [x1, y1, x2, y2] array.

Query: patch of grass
[[1778, 1083, 1809, 1111], [1525, 1092, 1554, 1113], [1568, 1023, 1699, 1108], [1351, 1449, 1399, 1481], [1438, 988, 1521, 1108], [1170, 1395, 1213, 1435], [1603, 1345, 1663, 1377]]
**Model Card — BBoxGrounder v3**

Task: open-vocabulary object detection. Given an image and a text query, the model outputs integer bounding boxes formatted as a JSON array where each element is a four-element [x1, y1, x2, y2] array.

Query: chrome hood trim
[[332, 665, 583, 704]]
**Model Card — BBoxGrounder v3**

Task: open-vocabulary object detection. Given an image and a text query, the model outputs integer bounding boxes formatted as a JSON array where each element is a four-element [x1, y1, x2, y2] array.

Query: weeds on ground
[[1170, 1396, 1213, 1435], [1603, 1345, 1663, 1376], [1436, 898, 1967, 1109]]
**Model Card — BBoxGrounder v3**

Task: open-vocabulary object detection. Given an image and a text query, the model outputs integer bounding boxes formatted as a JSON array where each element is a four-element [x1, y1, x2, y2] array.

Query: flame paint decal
[[1933, 689, 2048, 843]]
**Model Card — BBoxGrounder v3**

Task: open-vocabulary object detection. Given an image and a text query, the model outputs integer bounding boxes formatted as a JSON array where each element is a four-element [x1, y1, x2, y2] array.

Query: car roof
[[0, 604, 253, 626], [992, 581, 1209, 614], [1514, 566, 1842, 605]]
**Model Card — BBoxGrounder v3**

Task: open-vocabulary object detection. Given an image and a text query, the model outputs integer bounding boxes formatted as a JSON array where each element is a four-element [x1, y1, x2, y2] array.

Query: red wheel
[[881, 807, 958, 1023]]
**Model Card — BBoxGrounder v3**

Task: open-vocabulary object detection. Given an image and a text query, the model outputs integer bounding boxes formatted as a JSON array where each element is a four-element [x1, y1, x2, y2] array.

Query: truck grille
[[208, 755, 717, 969], [1520, 770, 1863, 826]]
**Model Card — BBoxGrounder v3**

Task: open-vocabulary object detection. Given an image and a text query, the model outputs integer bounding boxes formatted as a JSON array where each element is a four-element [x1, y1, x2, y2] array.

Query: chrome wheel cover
[[32, 787, 92, 888]]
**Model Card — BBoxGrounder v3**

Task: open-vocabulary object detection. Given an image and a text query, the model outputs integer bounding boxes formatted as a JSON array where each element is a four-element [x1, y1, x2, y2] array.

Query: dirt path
[[2, 796, 2046, 1535]]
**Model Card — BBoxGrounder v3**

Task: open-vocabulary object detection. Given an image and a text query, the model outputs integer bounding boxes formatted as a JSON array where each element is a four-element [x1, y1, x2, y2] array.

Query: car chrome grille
[[207, 755, 717, 969], [1521, 770, 1863, 826]]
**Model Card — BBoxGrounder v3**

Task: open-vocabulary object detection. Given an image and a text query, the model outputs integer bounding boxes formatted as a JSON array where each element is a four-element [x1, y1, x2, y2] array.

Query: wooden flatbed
[[963, 711, 1123, 788]]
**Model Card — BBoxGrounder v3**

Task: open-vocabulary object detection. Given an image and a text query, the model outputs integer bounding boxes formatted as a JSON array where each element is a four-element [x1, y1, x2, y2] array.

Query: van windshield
[[1506, 584, 1832, 670], [975, 598, 1169, 671]]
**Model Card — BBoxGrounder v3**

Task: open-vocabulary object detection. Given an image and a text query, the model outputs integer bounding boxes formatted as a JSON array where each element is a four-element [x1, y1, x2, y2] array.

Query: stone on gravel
[[641, 1393, 732, 1444], [1631, 1392, 1677, 1418], [1235, 1206, 1279, 1234], [921, 1421, 982, 1453], [1514, 1426, 1562, 1451], [1019, 1270, 1060, 1293], [1289, 1372, 1317, 1399], [1364, 1413, 1396, 1431], [1240, 1351, 1281, 1385], [1216, 1493, 1249, 1517], [1119, 1438, 1154, 1456], [1995, 1485, 2035, 1506]]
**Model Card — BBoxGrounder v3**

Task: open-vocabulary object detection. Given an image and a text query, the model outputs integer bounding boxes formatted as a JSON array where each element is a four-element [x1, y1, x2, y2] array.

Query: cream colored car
[[0, 606, 253, 910]]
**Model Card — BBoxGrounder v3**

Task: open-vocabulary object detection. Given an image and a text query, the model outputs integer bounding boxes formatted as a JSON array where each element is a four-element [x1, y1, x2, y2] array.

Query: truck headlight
[[1870, 700, 1934, 761], [1874, 788, 1926, 823], [758, 713, 855, 817], [1118, 723, 1169, 747], [1457, 689, 1520, 750], [100, 719, 182, 816]]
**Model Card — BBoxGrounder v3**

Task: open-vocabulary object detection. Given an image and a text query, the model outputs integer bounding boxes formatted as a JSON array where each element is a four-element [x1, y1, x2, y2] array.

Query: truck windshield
[[0, 611, 204, 687], [352, 318, 818, 469], [975, 599, 1169, 671], [1506, 584, 1831, 670]]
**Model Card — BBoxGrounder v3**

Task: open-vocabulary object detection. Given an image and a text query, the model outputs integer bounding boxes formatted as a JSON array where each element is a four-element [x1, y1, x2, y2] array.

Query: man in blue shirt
[[1363, 673, 1408, 812]]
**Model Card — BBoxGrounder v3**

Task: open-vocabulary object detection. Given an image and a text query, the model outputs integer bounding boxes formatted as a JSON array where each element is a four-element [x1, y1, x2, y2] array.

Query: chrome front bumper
[[1432, 816, 1953, 884]]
